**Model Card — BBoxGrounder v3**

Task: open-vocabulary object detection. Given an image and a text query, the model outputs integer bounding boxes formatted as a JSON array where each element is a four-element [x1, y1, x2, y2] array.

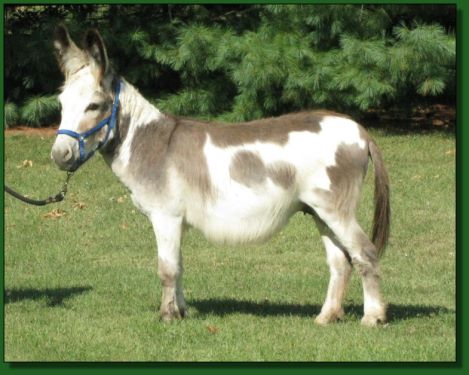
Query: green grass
[[4, 129, 455, 361]]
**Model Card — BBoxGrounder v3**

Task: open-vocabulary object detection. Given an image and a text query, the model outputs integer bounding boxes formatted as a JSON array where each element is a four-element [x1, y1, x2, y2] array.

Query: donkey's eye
[[85, 103, 100, 112]]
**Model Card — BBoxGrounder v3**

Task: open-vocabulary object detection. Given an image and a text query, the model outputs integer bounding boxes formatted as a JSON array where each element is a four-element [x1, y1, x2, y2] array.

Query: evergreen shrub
[[5, 4, 455, 127]]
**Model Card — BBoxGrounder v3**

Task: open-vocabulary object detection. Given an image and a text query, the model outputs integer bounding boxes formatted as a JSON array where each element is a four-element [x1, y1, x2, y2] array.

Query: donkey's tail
[[368, 139, 391, 257]]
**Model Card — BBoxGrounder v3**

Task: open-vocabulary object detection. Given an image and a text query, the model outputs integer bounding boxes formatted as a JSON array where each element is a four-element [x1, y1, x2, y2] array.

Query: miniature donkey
[[51, 25, 390, 326]]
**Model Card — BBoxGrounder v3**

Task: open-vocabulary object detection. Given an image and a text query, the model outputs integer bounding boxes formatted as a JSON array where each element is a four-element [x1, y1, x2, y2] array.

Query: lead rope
[[5, 171, 74, 206]]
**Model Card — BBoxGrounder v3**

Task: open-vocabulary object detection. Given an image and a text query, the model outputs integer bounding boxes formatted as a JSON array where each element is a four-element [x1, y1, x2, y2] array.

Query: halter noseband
[[56, 80, 122, 172]]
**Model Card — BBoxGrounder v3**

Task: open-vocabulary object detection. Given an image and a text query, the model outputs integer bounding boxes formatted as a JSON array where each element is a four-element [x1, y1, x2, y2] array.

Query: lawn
[[4, 127, 456, 361]]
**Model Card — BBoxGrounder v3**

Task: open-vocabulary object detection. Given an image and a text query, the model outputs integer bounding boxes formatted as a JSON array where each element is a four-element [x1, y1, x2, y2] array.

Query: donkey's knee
[[158, 259, 182, 287]]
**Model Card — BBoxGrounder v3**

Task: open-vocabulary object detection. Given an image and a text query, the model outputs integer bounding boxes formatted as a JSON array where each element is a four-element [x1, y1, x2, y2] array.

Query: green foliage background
[[5, 4, 455, 126]]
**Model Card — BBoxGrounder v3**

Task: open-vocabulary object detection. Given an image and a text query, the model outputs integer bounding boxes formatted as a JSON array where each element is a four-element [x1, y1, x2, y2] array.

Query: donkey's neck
[[102, 78, 166, 187], [105, 79, 162, 160]]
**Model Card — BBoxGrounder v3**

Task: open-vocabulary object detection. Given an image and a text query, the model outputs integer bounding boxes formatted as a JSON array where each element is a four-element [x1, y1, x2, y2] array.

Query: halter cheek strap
[[56, 80, 122, 171]]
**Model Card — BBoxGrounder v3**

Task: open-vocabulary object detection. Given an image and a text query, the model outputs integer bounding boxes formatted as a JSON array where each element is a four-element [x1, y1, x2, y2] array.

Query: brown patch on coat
[[128, 115, 213, 200], [206, 111, 326, 147], [229, 150, 296, 189], [267, 161, 296, 189], [128, 116, 178, 190], [322, 142, 370, 218], [115, 112, 131, 148], [229, 151, 266, 187], [167, 118, 213, 200]]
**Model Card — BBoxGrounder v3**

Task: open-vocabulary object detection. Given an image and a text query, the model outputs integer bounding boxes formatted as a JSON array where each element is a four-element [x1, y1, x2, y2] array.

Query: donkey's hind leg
[[313, 216, 353, 325], [305, 199, 386, 326], [315, 208, 387, 326]]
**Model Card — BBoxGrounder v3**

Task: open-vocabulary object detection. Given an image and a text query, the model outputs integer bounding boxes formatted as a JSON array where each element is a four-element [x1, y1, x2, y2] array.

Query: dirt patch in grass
[[5, 125, 58, 137]]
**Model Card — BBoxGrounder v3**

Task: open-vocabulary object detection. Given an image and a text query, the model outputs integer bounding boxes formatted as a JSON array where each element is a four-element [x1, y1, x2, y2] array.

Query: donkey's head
[[51, 25, 119, 171]]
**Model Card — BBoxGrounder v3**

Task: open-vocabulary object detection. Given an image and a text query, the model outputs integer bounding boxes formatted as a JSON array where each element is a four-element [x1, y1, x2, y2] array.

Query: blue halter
[[56, 80, 122, 172]]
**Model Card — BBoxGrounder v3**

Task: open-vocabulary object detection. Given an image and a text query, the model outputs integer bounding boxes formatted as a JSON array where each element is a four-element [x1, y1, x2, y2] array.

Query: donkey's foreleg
[[150, 212, 187, 321]]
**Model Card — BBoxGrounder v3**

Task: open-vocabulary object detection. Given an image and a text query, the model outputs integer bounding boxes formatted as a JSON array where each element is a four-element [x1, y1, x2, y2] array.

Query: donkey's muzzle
[[51, 140, 76, 171]]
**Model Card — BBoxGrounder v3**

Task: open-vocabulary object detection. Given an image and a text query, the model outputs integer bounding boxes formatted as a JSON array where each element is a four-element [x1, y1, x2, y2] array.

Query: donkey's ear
[[53, 24, 85, 77], [54, 24, 72, 53], [54, 24, 79, 72], [83, 29, 109, 80]]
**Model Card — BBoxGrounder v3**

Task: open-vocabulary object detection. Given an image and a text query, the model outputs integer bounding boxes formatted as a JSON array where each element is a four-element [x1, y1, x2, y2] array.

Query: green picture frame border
[[1, 0, 464, 372]]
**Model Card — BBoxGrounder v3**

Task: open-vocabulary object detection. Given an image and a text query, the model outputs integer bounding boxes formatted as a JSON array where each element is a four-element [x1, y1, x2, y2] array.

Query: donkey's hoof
[[160, 304, 187, 322], [160, 309, 186, 322], [361, 314, 386, 327], [314, 309, 344, 325]]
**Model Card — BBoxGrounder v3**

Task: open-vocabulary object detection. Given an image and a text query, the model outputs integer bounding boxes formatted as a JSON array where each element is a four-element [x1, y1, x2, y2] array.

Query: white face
[[51, 67, 113, 170]]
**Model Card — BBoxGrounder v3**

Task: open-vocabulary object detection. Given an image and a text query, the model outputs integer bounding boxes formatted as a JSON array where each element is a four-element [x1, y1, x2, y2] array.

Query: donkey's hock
[[51, 25, 391, 326]]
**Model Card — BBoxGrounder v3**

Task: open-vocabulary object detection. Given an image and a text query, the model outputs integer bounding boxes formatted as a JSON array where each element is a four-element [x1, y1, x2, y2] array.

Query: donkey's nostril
[[63, 148, 72, 161], [52, 143, 73, 165]]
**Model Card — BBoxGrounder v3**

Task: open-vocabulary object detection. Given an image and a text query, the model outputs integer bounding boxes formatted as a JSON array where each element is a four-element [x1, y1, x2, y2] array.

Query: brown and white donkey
[[51, 25, 390, 326]]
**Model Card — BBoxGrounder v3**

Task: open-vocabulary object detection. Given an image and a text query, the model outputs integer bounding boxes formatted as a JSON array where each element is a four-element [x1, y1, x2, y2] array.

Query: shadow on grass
[[191, 298, 454, 323], [386, 304, 454, 323], [4, 286, 93, 307], [345, 303, 454, 323], [191, 298, 321, 317]]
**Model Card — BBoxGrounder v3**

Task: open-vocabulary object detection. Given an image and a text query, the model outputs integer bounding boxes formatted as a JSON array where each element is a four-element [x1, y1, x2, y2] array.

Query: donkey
[[51, 25, 390, 326]]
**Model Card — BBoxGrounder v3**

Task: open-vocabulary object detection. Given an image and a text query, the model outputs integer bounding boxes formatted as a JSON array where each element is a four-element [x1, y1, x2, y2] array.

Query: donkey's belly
[[186, 189, 299, 244]]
